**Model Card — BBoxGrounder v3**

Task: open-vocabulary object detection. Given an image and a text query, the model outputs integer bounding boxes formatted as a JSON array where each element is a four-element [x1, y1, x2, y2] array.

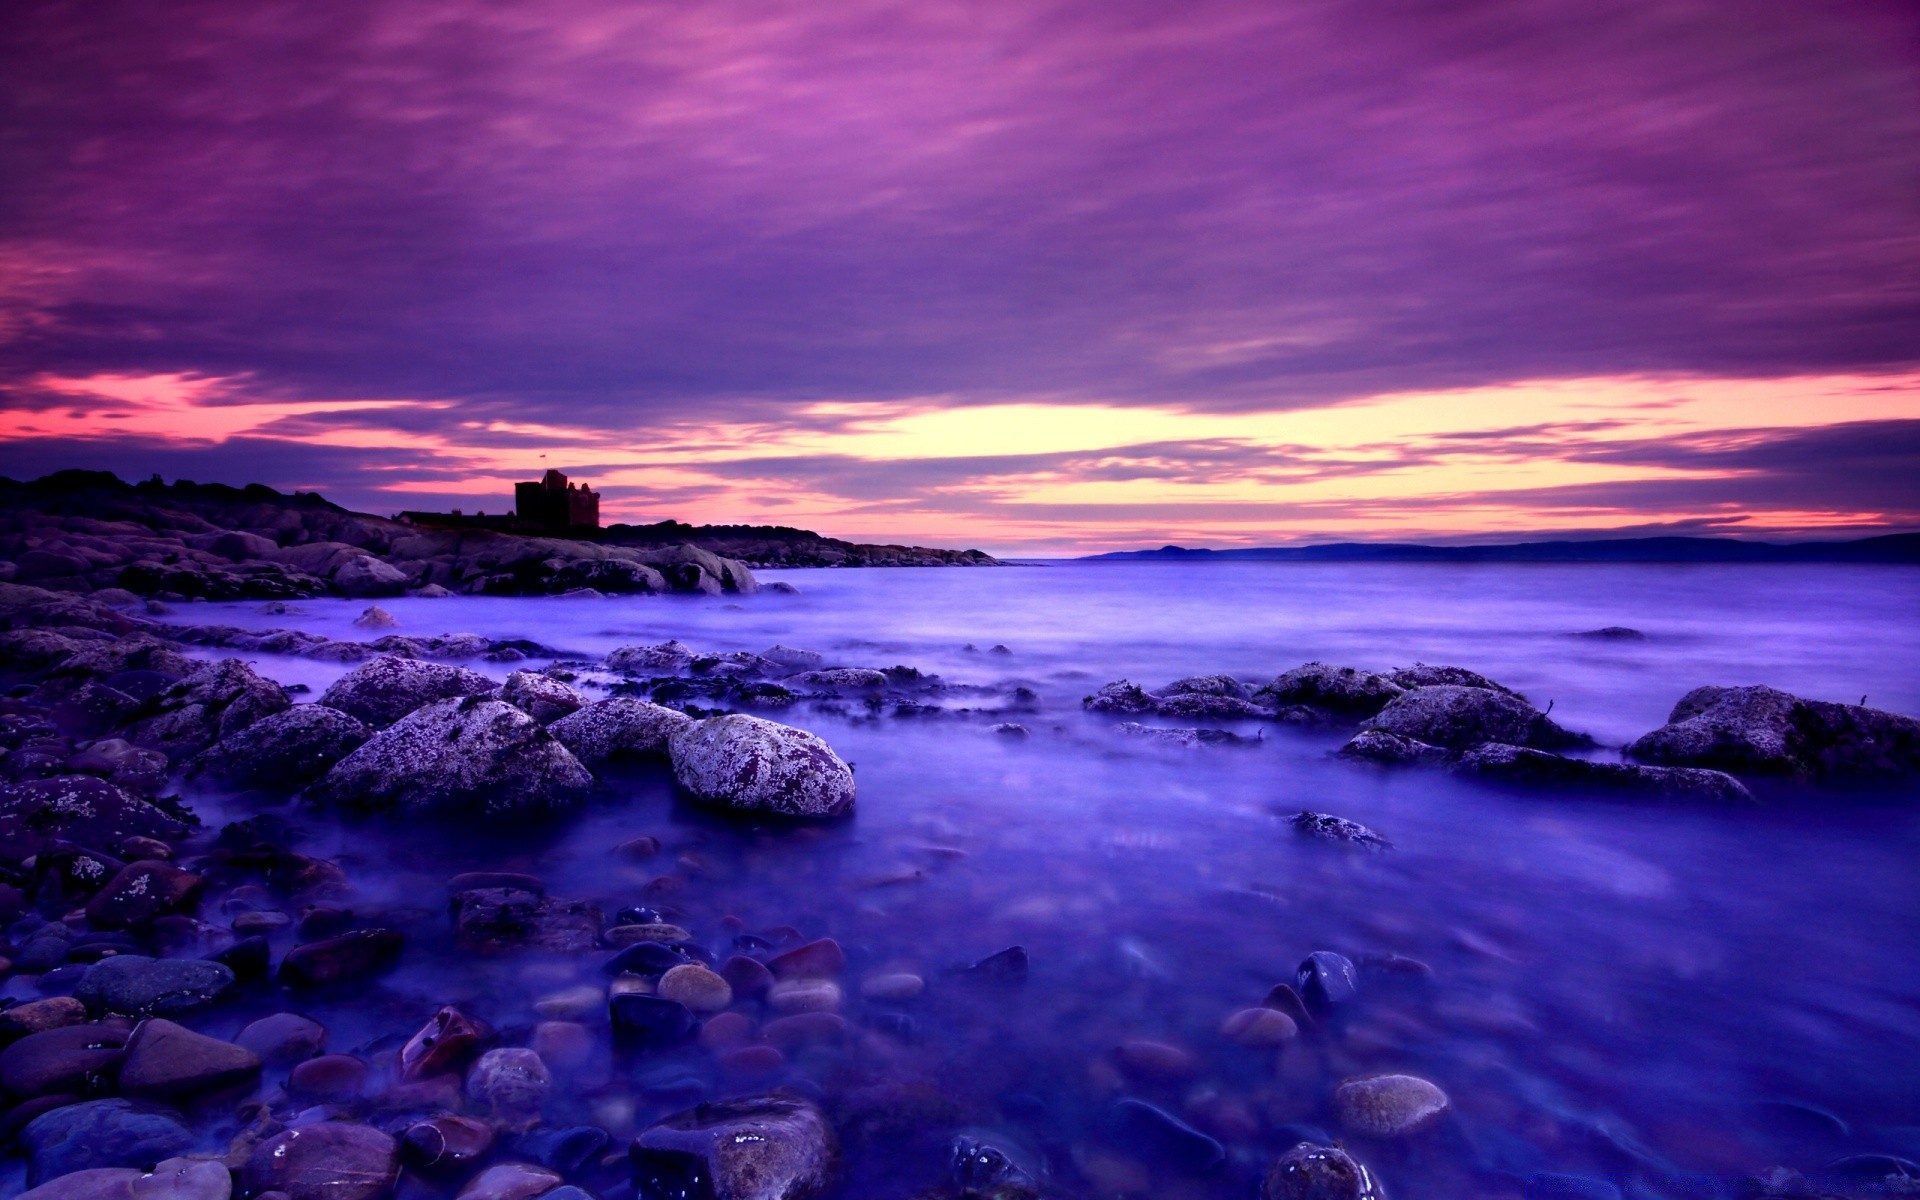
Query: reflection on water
[[146, 563, 1920, 1196]]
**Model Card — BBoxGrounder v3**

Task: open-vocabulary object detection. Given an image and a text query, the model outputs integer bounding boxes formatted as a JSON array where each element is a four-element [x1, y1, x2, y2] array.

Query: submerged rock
[[238, 1122, 400, 1200], [668, 714, 855, 819], [1626, 685, 1920, 785], [548, 697, 692, 765], [20, 1099, 195, 1186], [1116, 722, 1254, 749], [1256, 663, 1403, 718], [1082, 681, 1157, 715], [1363, 684, 1590, 751], [1452, 743, 1753, 803], [1262, 1142, 1386, 1200], [191, 704, 370, 787], [117, 1018, 261, 1100], [311, 696, 593, 818], [1388, 664, 1516, 694], [1333, 1073, 1451, 1138], [317, 655, 498, 727], [0, 775, 190, 862], [1336, 729, 1446, 766], [629, 1095, 839, 1200], [1290, 810, 1392, 849]]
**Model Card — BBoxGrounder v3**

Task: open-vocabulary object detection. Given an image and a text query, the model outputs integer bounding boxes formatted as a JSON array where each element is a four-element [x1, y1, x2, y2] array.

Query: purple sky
[[2, 0, 1917, 549]]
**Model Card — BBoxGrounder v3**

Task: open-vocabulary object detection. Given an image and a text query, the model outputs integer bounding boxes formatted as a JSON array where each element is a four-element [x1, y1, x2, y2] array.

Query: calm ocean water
[[147, 561, 1920, 1198]]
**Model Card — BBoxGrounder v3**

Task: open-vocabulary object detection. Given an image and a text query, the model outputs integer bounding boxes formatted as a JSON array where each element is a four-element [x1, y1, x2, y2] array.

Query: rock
[[237, 1122, 400, 1200], [1222, 1007, 1297, 1047], [657, 964, 733, 1013], [954, 945, 1028, 984], [19, 1159, 230, 1200], [0, 1023, 130, 1096], [278, 929, 405, 987], [1333, 1073, 1450, 1138], [21, 1099, 195, 1186], [1115, 1039, 1197, 1081], [1115, 722, 1253, 749], [466, 1048, 551, 1126], [719, 955, 775, 1000], [400, 1006, 491, 1081], [234, 1013, 327, 1065], [191, 705, 369, 788], [1082, 681, 1157, 715], [629, 1095, 838, 1200], [1388, 664, 1517, 694], [454, 1163, 562, 1200], [1336, 729, 1446, 766], [1363, 685, 1590, 751], [609, 994, 697, 1049], [1295, 952, 1358, 1015], [0, 776, 191, 862], [317, 656, 498, 727], [547, 698, 692, 765], [310, 697, 592, 819], [351, 604, 399, 629], [74, 956, 234, 1017], [787, 668, 889, 692], [768, 937, 846, 978], [1576, 626, 1645, 640], [767, 978, 842, 1014], [860, 973, 924, 1002], [499, 671, 587, 724], [1625, 685, 1920, 785], [1290, 811, 1392, 849], [334, 555, 411, 598], [117, 1018, 260, 1100], [121, 659, 290, 756], [606, 923, 693, 946], [1262, 1142, 1386, 1200], [402, 1114, 495, 1175], [85, 861, 203, 929], [1256, 663, 1403, 718], [607, 641, 695, 673], [668, 714, 855, 819], [0, 996, 89, 1037], [1451, 743, 1754, 803], [288, 1054, 370, 1102], [1102, 1098, 1224, 1171], [451, 887, 602, 953], [762, 645, 824, 671]]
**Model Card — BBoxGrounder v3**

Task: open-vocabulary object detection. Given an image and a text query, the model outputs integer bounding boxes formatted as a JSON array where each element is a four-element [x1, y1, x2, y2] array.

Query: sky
[[1, 0, 1917, 554]]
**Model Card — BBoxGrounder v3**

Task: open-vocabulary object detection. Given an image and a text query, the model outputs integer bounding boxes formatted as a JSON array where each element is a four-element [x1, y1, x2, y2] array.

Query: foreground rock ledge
[[668, 714, 856, 818]]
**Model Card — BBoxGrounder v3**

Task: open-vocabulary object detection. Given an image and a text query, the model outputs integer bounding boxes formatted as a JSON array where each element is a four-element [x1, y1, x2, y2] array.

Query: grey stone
[[1626, 685, 1920, 785], [1451, 743, 1754, 803], [548, 698, 692, 765], [191, 705, 369, 787], [317, 656, 497, 727], [21, 1099, 195, 1186], [630, 1095, 838, 1200], [1364, 684, 1590, 751], [74, 956, 234, 1018], [668, 714, 855, 819]]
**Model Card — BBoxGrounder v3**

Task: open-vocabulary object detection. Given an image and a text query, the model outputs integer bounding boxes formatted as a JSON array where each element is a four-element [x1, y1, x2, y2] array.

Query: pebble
[[530, 1021, 595, 1069], [278, 929, 405, 988], [20, 1099, 195, 1184], [1222, 1007, 1298, 1047], [697, 1011, 754, 1050], [1333, 1073, 1451, 1138], [719, 954, 774, 999], [860, 972, 925, 1002], [767, 977, 842, 1013], [605, 923, 693, 946], [235, 1013, 328, 1065], [401, 1006, 490, 1081], [720, 1044, 786, 1076], [118, 1018, 262, 1100], [768, 937, 847, 978], [402, 1113, 495, 1174], [466, 1048, 552, 1125], [238, 1122, 400, 1200], [532, 986, 604, 1020], [0, 1024, 131, 1095], [288, 1054, 371, 1102], [1115, 1039, 1199, 1081], [73, 955, 234, 1018], [761, 1012, 850, 1046], [1262, 1141, 1385, 1200], [658, 964, 733, 1012], [453, 1162, 562, 1200], [0, 996, 87, 1037], [1295, 952, 1358, 1014], [231, 911, 292, 935], [609, 994, 696, 1049]]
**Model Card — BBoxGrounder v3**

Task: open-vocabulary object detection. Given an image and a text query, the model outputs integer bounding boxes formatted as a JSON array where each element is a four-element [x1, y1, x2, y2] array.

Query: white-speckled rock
[[548, 698, 692, 765], [318, 656, 498, 727], [498, 671, 587, 724], [668, 714, 855, 819], [1333, 1073, 1450, 1138]]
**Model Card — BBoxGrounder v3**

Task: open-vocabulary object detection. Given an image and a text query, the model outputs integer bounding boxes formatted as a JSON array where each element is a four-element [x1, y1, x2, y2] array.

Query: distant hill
[[1082, 533, 1920, 565]]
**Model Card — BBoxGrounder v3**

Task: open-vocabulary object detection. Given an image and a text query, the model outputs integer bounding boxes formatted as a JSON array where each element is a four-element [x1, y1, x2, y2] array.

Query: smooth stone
[[1262, 1141, 1386, 1200], [719, 1045, 786, 1076], [453, 1162, 562, 1200], [1223, 1007, 1298, 1047], [1115, 1039, 1198, 1081], [657, 964, 733, 1013], [466, 1048, 552, 1125], [767, 978, 842, 1014], [74, 955, 234, 1018], [515, 1125, 612, 1174], [859, 972, 924, 1002], [697, 1012, 754, 1050], [400, 1005, 491, 1080], [1103, 1098, 1225, 1171], [235, 1013, 327, 1065], [118, 1018, 261, 1100], [532, 986, 604, 1020], [1296, 952, 1358, 1015], [609, 994, 696, 1049], [85, 862, 203, 930], [529, 1021, 595, 1070], [0, 996, 89, 1037], [767, 937, 846, 979], [718, 955, 774, 999], [760, 1012, 849, 1047], [230, 911, 292, 935], [605, 923, 693, 946], [603, 941, 698, 978], [0, 1024, 130, 1096], [402, 1114, 495, 1174], [237, 1122, 400, 1200], [955, 946, 1028, 984], [629, 1095, 838, 1200], [1333, 1073, 1451, 1138], [21, 1099, 195, 1186], [17, 1156, 231, 1200], [278, 929, 405, 988], [288, 1054, 370, 1102]]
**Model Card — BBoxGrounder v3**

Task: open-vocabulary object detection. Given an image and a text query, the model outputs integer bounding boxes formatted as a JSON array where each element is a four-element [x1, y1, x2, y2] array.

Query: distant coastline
[[1079, 532, 1920, 565]]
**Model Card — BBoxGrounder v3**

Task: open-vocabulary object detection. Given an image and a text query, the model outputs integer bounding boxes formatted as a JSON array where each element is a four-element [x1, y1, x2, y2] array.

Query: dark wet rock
[[234, 1012, 328, 1065], [516, 1125, 611, 1176], [50, 682, 141, 737], [17, 1160, 223, 1200], [452, 886, 603, 954], [237, 1122, 401, 1200], [0, 996, 89, 1037], [317, 656, 498, 727], [191, 705, 369, 788], [1451, 743, 1754, 803], [1082, 680, 1157, 715], [75, 956, 234, 1017], [954, 945, 1028, 985], [991, 722, 1030, 738], [499, 670, 587, 724], [548, 698, 692, 766], [466, 1047, 551, 1126], [288, 1053, 371, 1102], [1157, 674, 1251, 699], [20, 1099, 195, 1185], [1577, 626, 1645, 640], [1295, 952, 1358, 1015], [1336, 729, 1446, 766], [0, 1023, 129, 1095], [404, 1114, 496, 1175], [1153, 692, 1272, 719], [66, 738, 169, 794], [1256, 663, 1404, 718], [1333, 1073, 1451, 1138], [1388, 664, 1517, 694], [948, 1133, 1041, 1194], [1364, 685, 1590, 751], [1625, 685, 1920, 785], [453, 1162, 562, 1200], [1103, 1098, 1224, 1171], [610, 994, 697, 1049], [606, 940, 703, 977], [788, 667, 889, 693], [400, 1006, 493, 1081], [1222, 1007, 1298, 1047], [1290, 811, 1392, 849], [719, 954, 775, 1000], [0, 775, 191, 863], [117, 1017, 261, 1100], [210, 935, 271, 983], [1262, 1141, 1386, 1200], [85, 860, 203, 929], [278, 928, 405, 987], [1114, 721, 1255, 750], [668, 714, 856, 819], [768, 937, 847, 979], [630, 1095, 839, 1200], [311, 696, 592, 819], [608, 641, 696, 674], [352, 604, 399, 628], [121, 659, 290, 757], [762, 645, 824, 671]]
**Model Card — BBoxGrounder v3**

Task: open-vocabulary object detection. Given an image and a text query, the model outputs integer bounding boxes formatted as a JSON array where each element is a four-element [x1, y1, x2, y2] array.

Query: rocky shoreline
[[0, 569, 1917, 1199]]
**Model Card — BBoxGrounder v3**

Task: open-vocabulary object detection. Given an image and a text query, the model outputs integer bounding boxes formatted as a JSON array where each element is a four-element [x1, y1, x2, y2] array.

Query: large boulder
[[0, 776, 191, 862], [668, 714, 855, 819], [630, 1095, 838, 1200], [1388, 664, 1517, 695], [1363, 685, 1590, 751], [329, 553, 410, 598], [548, 698, 692, 765], [1626, 685, 1920, 786], [120, 659, 290, 756], [1256, 663, 1404, 718], [74, 956, 235, 1018], [1452, 743, 1753, 804], [499, 670, 587, 724], [191, 704, 370, 787], [607, 641, 695, 674], [318, 656, 498, 727], [310, 696, 593, 818]]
